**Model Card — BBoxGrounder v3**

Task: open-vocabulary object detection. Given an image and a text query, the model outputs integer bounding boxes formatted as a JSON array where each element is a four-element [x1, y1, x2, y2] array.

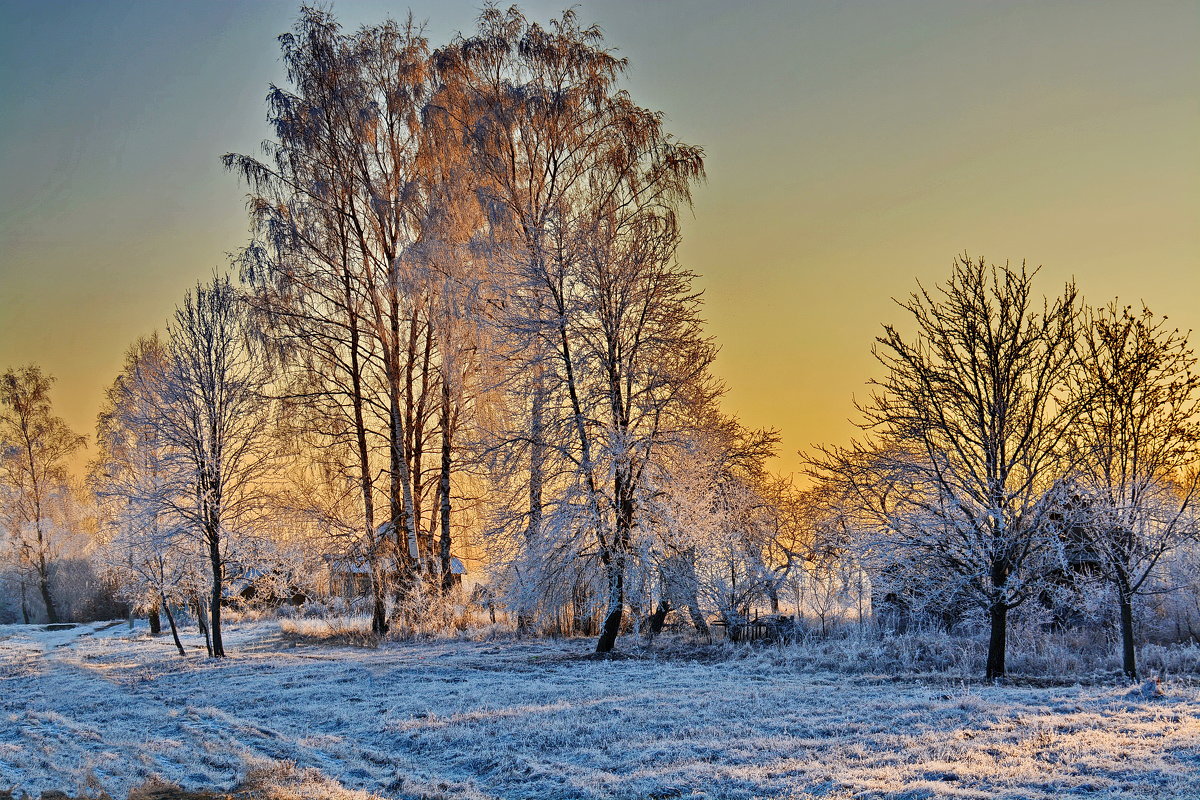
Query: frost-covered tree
[[776, 481, 871, 630], [149, 276, 276, 657], [819, 256, 1081, 679], [0, 366, 86, 623], [220, 5, 723, 648], [225, 13, 388, 631], [1067, 302, 1200, 679], [414, 85, 499, 593], [438, 6, 709, 652], [227, 8, 496, 630], [649, 412, 780, 631], [93, 335, 189, 654]]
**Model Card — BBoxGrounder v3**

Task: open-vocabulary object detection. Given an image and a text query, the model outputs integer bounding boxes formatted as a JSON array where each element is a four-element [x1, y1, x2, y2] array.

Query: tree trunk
[[388, 385, 420, 570], [39, 579, 59, 624], [149, 603, 162, 635], [196, 596, 212, 657], [648, 600, 670, 635], [347, 309, 387, 637], [985, 554, 1010, 681], [161, 591, 185, 657], [986, 599, 1007, 681], [438, 375, 453, 591], [371, 560, 389, 637], [20, 579, 30, 625], [519, 369, 547, 633], [208, 532, 225, 658], [596, 467, 634, 654], [527, 366, 546, 541], [37, 552, 59, 624], [1117, 574, 1138, 681], [596, 559, 624, 653], [412, 318, 434, 563]]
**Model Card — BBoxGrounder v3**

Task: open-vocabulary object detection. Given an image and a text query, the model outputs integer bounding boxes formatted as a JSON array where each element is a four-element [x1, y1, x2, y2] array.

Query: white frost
[[2, 620, 1198, 799]]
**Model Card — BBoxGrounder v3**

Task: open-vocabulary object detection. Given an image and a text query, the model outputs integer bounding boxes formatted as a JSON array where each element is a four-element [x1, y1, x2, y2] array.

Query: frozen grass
[[279, 615, 376, 646], [2, 620, 1199, 799], [277, 613, 511, 648], [636, 623, 1200, 687]]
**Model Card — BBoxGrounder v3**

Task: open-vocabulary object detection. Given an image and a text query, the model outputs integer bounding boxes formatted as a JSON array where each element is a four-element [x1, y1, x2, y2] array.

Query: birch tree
[[227, 10, 474, 626], [438, 6, 709, 652], [151, 276, 275, 657], [225, 8, 395, 632], [93, 335, 189, 654], [0, 366, 85, 624]]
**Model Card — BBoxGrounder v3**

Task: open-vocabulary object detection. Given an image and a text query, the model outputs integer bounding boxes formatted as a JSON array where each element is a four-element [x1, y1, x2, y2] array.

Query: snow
[[2, 621, 1199, 799]]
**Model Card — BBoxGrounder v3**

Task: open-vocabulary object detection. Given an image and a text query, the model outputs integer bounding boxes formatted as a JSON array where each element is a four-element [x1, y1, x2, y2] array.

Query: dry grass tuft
[[278, 615, 378, 647]]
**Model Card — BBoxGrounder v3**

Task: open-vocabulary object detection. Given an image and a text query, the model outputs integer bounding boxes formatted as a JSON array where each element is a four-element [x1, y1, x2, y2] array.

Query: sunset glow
[[3, 1, 1195, 474]]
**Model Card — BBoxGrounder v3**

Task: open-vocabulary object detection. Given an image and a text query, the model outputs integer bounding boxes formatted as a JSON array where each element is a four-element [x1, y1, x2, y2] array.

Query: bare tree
[[438, 6, 709, 652], [227, 9, 492, 629], [0, 366, 86, 624], [149, 276, 276, 657], [93, 336, 189, 655], [1068, 302, 1200, 679], [820, 256, 1080, 679], [225, 9, 406, 633]]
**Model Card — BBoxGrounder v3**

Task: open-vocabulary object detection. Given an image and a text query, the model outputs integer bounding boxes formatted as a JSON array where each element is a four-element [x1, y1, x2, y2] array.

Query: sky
[[1, 0, 1198, 476]]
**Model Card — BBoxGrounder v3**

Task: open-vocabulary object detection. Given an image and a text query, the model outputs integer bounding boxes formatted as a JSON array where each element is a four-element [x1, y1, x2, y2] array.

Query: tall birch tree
[[437, 6, 708, 651]]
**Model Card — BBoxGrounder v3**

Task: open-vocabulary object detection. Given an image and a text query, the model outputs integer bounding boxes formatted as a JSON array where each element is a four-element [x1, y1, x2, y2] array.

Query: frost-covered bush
[[642, 625, 987, 677], [776, 627, 985, 677], [1006, 631, 1105, 678], [276, 579, 502, 645], [1139, 642, 1200, 679], [222, 606, 277, 624], [278, 598, 331, 619]]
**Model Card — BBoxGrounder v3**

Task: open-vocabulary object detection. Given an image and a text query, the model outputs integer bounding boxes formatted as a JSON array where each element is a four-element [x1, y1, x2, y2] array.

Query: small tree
[[1068, 302, 1200, 679], [150, 276, 276, 657], [93, 335, 190, 655], [0, 366, 86, 623]]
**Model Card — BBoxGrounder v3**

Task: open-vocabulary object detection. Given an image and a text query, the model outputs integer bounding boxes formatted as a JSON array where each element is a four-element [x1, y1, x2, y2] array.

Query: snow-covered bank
[[2, 621, 1198, 799]]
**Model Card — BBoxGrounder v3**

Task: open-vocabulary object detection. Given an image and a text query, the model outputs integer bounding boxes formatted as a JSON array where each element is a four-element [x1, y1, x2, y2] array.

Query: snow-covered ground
[[2, 620, 1199, 799]]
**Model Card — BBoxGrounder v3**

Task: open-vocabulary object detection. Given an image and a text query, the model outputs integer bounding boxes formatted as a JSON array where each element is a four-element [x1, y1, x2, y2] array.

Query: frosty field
[[2, 621, 1199, 800]]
